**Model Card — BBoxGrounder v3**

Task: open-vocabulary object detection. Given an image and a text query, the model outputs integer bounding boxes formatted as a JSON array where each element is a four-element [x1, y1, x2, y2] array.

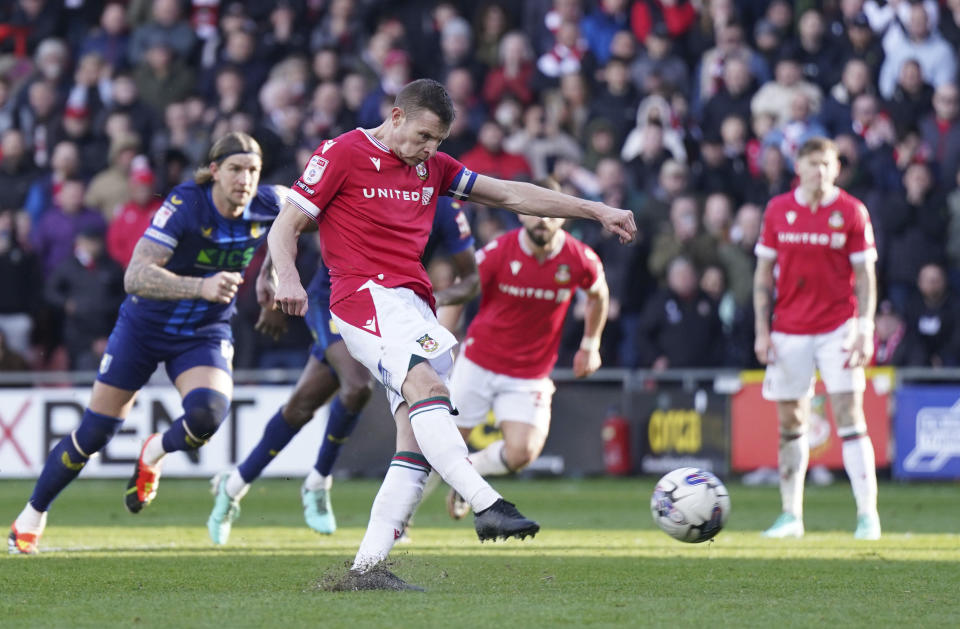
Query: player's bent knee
[[339, 378, 373, 412], [776, 403, 806, 434], [282, 396, 318, 428], [504, 442, 540, 471], [182, 388, 231, 441]]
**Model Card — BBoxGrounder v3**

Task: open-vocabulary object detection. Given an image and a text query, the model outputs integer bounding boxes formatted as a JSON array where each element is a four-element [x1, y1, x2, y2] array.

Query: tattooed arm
[[124, 238, 242, 303]]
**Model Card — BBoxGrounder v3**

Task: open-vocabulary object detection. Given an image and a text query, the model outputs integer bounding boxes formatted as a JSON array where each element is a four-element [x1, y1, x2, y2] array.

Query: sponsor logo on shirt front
[[195, 246, 256, 269], [777, 232, 832, 246], [421, 186, 434, 205], [362, 188, 422, 202], [498, 283, 573, 303]]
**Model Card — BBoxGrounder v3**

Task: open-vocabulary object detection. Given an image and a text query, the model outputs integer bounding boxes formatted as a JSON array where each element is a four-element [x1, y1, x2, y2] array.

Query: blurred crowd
[[1, 0, 959, 374]]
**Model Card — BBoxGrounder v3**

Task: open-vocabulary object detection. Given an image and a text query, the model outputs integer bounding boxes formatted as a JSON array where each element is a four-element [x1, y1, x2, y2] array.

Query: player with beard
[[445, 180, 609, 519]]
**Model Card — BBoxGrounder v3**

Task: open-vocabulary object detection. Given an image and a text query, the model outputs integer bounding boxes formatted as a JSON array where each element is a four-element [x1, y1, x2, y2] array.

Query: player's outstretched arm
[[268, 201, 314, 316], [468, 174, 637, 244], [573, 275, 610, 378], [125, 238, 241, 303], [753, 257, 776, 365]]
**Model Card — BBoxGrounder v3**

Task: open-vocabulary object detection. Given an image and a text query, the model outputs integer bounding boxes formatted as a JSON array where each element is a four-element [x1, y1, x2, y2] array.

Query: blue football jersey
[[122, 180, 282, 334], [305, 195, 474, 299]]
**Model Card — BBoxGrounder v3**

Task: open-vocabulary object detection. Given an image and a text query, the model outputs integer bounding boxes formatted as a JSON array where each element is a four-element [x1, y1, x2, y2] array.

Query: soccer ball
[[650, 468, 731, 543]]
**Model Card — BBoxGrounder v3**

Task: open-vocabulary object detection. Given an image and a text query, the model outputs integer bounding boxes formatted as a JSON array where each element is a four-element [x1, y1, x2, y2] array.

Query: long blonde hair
[[194, 132, 263, 184]]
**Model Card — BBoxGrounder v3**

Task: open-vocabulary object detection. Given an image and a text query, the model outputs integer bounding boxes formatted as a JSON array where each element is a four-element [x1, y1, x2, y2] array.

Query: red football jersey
[[755, 187, 877, 335], [287, 129, 478, 309], [464, 229, 604, 379]]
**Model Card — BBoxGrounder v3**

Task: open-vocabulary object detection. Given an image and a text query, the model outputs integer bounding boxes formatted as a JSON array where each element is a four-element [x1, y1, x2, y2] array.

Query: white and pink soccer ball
[[650, 468, 731, 543]]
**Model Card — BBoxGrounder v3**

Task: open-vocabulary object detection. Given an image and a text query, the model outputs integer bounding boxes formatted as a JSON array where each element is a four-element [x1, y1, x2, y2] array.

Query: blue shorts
[[97, 309, 234, 391], [305, 289, 342, 362]]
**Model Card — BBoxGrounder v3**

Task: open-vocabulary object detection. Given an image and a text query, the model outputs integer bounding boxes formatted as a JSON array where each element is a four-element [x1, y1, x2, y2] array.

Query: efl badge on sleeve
[[153, 206, 174, 227], [303, 155, 328, 185], [416, 334, 439, 352], [416, 162, 428, 180]]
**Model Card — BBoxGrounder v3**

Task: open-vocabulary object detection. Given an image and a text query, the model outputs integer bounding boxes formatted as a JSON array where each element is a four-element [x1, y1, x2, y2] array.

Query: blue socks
[[237, 409, 300, 483], [30, 410, 123, 511], [314, 396, 361, 476]]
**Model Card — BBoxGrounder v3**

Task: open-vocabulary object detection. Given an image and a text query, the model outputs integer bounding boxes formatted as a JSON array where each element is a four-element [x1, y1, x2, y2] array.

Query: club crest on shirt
[[416, 162, 428, 180], [786, 210, 797, 225], [828, 210, 844, 229], [416, 333, 439, 352], [554, 264, 571, 284], [303, 155, 328, 185], [421, 186, 434, 205]]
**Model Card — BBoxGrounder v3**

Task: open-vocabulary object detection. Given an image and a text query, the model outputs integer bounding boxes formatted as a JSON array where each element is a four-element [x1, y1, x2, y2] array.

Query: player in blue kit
[[9, 132, 282, 554], [205, 196, 478, 545]]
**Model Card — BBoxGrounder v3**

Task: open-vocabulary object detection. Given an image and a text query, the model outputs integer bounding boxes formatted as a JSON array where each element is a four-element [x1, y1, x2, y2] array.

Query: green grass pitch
[[2, 477, 958, 628]]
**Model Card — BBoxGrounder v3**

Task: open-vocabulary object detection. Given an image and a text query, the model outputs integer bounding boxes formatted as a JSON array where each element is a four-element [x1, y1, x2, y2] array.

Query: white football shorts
[[331, 281, 457, 414], [450, 354, 556, 430], [762, 318, 865, 401]]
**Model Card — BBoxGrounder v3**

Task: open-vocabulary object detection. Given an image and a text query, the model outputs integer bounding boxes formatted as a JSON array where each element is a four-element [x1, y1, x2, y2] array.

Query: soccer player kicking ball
[[753, 137, 881, 540], [269, 78, 636, 589], [206, 197, 479, 544], [9, 133, 283, 554], [444, 182, 609, 520]]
